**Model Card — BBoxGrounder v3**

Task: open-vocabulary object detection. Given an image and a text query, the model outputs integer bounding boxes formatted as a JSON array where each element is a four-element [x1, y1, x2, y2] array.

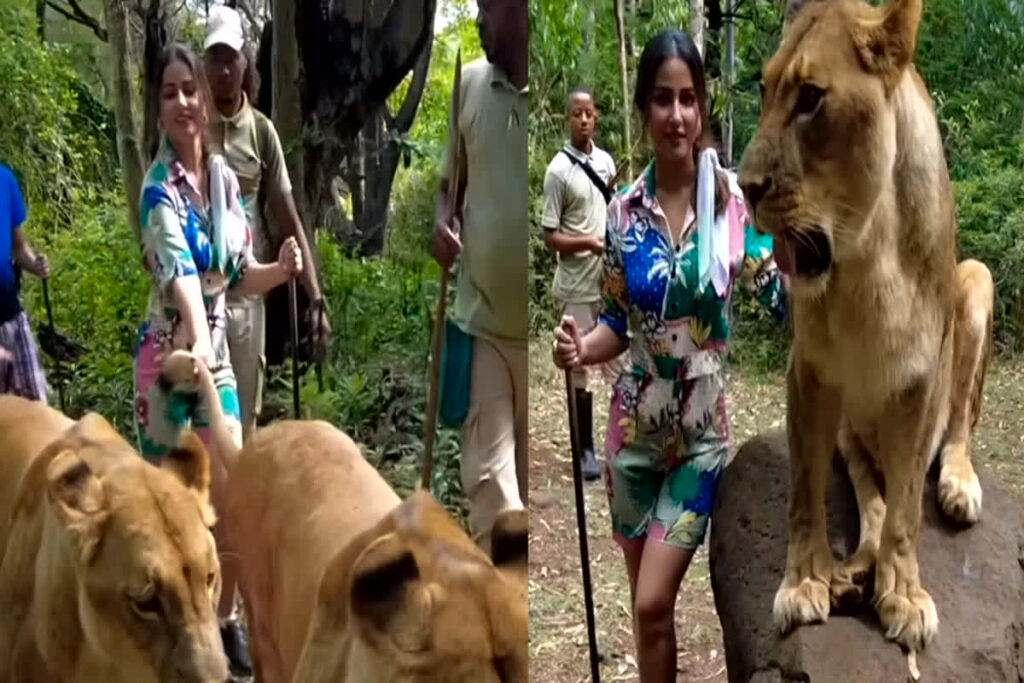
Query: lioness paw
[[875, 588, 938, 652], [773, 576, 830, 634], [938, 460, 982, 524], [159, 350, 200, 393], [830, 546, 876, 611]]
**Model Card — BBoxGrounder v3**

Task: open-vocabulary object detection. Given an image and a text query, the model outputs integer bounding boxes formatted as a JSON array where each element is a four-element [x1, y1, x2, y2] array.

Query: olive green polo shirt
[[207, 94, 292, 264], [441, 58, 528, 346]]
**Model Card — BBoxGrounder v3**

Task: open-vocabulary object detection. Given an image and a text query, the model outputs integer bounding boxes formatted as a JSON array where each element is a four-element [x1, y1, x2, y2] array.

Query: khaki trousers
[[226, 293, 266, 444], [461, 336, 528, 553]]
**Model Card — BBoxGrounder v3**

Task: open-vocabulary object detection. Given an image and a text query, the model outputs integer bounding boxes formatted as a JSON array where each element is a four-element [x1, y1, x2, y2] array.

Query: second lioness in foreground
[[738, 0, 994, 654], [160, 351, 528, 682]]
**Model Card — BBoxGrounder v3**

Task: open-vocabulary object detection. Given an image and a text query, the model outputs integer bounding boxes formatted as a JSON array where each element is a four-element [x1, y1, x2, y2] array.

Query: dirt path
[[528, 340, 1024, 683]]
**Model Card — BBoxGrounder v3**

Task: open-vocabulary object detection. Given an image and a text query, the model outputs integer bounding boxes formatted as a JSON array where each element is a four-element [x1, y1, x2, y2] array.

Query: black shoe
[[575, 388, 601, 482], [581, 447, 601, 481], [220, 618, 253, 678]]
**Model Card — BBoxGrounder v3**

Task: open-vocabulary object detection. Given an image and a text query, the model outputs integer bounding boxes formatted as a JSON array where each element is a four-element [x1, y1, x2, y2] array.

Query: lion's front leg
[[874, 381, 940, 652], [938, 259, 993, 524], [774, 353, 841, 634], [831, 421, 885, 611]]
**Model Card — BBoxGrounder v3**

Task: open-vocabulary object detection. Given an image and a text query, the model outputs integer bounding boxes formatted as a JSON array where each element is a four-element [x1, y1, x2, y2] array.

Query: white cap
[[205, 6, 244, 52]]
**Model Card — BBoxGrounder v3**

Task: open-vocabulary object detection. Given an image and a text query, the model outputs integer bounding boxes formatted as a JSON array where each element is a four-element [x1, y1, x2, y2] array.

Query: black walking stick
[[41, 278, 65, 413], [288, 277, 300, 419], [564, 368, 601, 682]]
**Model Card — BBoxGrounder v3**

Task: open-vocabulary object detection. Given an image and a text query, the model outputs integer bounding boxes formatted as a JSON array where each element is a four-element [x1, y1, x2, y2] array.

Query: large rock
[[709, 431, 1024, 682]]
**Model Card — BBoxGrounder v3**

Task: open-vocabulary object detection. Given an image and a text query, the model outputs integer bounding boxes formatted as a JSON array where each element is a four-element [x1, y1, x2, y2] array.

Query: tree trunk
[[272, 0, 308, 234], [614, 0, 632, 180], [724, 0, 735, 165], [691, 0, 705, 56], [358, 32, 432, 255], [36, 0, 46, 40], [104, 0, 144, 239], [141, 0, 168, 163], [581, 2, 596, 76]]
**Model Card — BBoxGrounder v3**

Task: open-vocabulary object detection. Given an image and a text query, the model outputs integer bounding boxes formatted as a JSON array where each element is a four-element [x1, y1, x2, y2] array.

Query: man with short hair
[[204, 5, 331, 446], [0, 164, 49, 404], [541, 87, 619, 481], [202, 7, 331, 676], [433, 0, 528, 553]]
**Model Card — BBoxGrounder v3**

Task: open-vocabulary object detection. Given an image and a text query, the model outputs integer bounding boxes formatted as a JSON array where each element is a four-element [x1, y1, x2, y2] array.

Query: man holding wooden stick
[[433, 0, 528, 553]]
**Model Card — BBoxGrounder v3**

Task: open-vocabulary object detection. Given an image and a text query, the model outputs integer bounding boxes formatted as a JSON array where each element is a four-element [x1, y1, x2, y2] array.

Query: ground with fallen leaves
[[528, 339, 1024, 682]]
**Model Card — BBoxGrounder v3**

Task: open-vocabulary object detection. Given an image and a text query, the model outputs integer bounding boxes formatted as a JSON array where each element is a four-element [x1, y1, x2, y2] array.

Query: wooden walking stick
[[289, 277, 300, 419], [42, 278, 65, 413], [564, 366, 602, 682], [422, 49, 462, 491]]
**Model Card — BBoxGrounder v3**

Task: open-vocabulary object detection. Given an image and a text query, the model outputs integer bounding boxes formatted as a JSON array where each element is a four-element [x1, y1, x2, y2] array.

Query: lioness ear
[[854, 0, 921, 90], [163, 430, 211, 500], [490, 509, 527, 570], [350, 533, 433, 652], [47, 450, 107, 563]]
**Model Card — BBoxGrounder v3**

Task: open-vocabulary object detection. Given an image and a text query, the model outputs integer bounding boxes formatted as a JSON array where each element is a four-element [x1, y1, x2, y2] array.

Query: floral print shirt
[[598, 161, 786, 433], [138, 138, 253, 360]]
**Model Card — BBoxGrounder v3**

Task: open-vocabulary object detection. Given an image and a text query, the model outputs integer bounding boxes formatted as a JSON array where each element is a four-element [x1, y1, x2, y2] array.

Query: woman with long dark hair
[[133, 42, 302, 674], [553, 29, 786, 681]]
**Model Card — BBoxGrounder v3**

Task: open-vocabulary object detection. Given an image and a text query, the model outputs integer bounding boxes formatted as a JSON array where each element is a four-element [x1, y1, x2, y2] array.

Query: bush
[[21, 195, 147, 434]]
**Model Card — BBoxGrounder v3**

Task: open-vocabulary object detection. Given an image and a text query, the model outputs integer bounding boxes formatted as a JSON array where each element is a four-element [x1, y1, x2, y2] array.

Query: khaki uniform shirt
[[541, 141, 616, 304], [207, 94, 292, 264], [441, 58, 528, 346]]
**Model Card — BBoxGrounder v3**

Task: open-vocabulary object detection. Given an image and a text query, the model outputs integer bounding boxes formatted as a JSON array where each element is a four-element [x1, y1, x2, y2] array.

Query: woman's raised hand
[[552, 316, 584, 369]]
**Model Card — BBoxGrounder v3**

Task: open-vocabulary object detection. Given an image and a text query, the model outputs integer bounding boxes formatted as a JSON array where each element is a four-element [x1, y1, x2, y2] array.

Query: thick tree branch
[[391, 33, 433, 132], [47, 0, 108, 41]]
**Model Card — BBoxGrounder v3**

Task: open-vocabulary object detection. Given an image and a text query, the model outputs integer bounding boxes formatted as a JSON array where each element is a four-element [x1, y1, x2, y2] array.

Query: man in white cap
[[203, 6, 330, 676], [204, 4, 330, 439]]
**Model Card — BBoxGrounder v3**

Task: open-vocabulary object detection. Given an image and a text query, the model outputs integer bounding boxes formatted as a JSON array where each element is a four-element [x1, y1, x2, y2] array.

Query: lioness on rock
[[738, 0, 994, 654], [159, 351, 529, 682], [0, 396, 229, 683]]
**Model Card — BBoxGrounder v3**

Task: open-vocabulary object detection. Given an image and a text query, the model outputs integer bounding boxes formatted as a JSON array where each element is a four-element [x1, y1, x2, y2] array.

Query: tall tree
[[356, 34, 433, 254], [104, 0, 143, 237], [691, 0, 705, 56], [140, 0, 168, 162], [271, 0, 307, 233], [724, 0, 735, 164], [614, 0, 632, 179]]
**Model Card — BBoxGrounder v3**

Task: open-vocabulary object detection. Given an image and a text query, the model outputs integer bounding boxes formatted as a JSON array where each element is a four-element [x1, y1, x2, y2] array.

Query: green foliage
[[0, 0, 116, 227], [21, 196, 148, 434], [261, 234, 466, 516]]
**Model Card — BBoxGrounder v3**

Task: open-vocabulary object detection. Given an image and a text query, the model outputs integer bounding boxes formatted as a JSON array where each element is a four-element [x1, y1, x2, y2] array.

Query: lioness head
[[299, 493, 527, 682], [738, 0, 923, 295], [45, 415, 228, 682]]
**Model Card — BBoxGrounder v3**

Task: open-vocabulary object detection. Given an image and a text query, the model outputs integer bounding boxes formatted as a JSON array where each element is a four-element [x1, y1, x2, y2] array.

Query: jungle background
[[527, 0, 1024, 680], [1, 0, 483, 516]]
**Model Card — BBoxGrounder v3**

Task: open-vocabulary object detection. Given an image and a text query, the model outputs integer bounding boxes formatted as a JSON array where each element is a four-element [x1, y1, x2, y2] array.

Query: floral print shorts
[[603, 370, 730, 550], [133, 321, 242, 461]]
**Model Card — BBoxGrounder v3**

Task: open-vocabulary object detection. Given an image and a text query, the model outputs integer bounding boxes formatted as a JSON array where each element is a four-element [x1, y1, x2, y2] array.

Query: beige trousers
[[226, 293, 266, 444], [461, 336, 528, 553]]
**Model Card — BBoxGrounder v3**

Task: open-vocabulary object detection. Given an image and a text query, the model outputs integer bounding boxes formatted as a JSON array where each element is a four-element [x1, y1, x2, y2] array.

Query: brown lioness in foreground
[[160, 351, 528, 682], [738, 0, 994, 653], [0, 396, 228, 683]]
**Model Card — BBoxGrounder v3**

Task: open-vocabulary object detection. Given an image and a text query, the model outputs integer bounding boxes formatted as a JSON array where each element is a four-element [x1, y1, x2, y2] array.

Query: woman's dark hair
[[153, 43, 213, 163], [634, 28, 728, 213]]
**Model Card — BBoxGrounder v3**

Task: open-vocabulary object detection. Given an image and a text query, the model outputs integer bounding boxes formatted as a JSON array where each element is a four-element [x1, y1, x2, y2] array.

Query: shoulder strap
[[560, 149, 612, 204]]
